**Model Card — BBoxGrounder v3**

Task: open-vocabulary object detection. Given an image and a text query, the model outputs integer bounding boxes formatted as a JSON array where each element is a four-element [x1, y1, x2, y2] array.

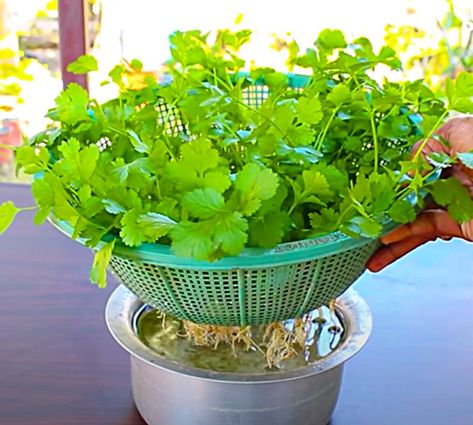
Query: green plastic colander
[[48, 74, 391, 326], [50, 215, 384, 326], [109, 233, 381, 326]]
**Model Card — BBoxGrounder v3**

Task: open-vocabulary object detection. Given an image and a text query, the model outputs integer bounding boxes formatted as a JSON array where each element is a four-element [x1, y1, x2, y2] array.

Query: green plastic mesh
[[109, 239, 378, 326], [104, 75, 381, 326]]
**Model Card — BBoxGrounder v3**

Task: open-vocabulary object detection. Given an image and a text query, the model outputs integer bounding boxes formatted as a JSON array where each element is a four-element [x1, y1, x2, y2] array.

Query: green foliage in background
[[0, 46, 33, 109], [385, 0, 473, 89]]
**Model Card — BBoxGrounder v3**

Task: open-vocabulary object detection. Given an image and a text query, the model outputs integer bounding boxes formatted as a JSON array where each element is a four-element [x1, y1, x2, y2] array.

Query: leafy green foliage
[[429, 178, 473, 223], [0, 202, 20, 235], [4, 27, 473, 287], [67, 55, 99, 74], [50, 83, 90, 125], [234, 164, 279, 215], [90, 240, 115, 288]]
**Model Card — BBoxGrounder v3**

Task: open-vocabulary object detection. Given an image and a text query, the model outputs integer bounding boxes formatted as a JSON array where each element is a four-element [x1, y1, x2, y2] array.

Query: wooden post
[[58, 0, 88, 90]]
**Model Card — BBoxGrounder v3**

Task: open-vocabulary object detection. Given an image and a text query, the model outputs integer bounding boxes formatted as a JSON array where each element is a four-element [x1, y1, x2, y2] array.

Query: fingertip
[[366, 256, 385, 273], [367, 263, 381, 273]]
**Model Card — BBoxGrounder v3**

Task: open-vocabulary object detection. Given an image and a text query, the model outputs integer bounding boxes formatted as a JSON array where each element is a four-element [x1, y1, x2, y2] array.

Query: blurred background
[[0, 0, 471, 182]]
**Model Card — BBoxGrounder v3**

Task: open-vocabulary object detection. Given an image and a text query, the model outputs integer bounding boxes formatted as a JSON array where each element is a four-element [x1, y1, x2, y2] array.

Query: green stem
[[204, 73, 293, 144], [347, 191, 371, 219], [156, 177, 162, 199], [91, 99, 106, 123], [394, 167, 440, 200], [288, 199, 299, 215], [369, 111, 379, 173], [315, 76, 354, 150], [315, 106, 340, 150], [336, 205, 356, 226], [413, 111, 449, 162], [235, 98, 289, 140]]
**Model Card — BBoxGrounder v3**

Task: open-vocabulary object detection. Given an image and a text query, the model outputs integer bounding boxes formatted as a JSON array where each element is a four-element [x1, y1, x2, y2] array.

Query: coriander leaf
[[130, 59, 143, 71], [149, 140, 170, 169], [79, 223, 108, 247], [127, 129, 152, 154], [270, 101, 296, 134], [41, 173, 78, 222], [295, 96, 323, 125], [58, 138, 80, 163], [16, 145, 50, 174], [287, 124, 317, 146], [55, 139, 99, 184], [103, 199, 127, 215], [89, 240, 115, 288], [71, 216, 89, 240], [429, 178, 473, 222], [53, 83, 90, 125], [428, 152, 454, 168], [171, 220, 216, 260], [32, 178, 54, 209], [0, 201, 20, 235], [171, 212, 248, 260], [113, 157, 151, 184], [79, 144, 100, 180], [302, 170, 332, 197], [213, 212, 248, 255], [345, 216, 382, 238], [350, 174, 370, 203], [165, 138, 224, 191], [182, 188, 225, 219], [113, 157, 130, 183], [77, 185, 91, 204], [368, 173, 396, 213], [34, 208, 51, 225], [388, 199, 416, 224], [138, 212, 176, 240], [109, 65, 124, 87], [201, 170, 231, 193], [321, 165, 348, 193], [180, 138, 219, 173], [248, 211, 289, 248], [264, 72, 289, 93], [317, 29, 347, 49], [290, 170, 333, 211], [103, 187, 142, 213], [155, 198, 180, 221], [234, 163, 279, 215], [309, 208, 339, 234], [82, 196, 104, 217], [30, 176, 52, 223], [67, 54, 98, 74], [120, 210, 145, 246], [455, 72, 473, 98], [457, 152, 473, 169], [326, 85, 351, 105], [419, 115, 439, 137], [452, 98, 473, 113]]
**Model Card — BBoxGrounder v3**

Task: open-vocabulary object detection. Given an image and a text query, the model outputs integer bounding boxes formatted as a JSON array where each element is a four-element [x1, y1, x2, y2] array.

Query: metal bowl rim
[[105, 285, 372, 384]]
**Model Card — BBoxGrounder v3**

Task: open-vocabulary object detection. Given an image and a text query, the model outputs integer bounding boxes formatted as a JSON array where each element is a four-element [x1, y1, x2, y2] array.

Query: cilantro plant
[[1, 28, 473, 288]]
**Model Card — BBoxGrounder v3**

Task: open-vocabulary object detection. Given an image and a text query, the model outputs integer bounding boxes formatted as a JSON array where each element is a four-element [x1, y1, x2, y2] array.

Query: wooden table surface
[[1, 182, 473, 425]]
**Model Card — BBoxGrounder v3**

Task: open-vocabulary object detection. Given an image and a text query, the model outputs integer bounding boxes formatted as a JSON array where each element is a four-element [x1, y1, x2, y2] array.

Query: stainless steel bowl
[[106, 286, 372, 425]]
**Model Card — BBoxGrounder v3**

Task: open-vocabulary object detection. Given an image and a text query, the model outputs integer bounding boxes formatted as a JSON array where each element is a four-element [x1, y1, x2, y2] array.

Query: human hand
[[367, 116, 473, 272]]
